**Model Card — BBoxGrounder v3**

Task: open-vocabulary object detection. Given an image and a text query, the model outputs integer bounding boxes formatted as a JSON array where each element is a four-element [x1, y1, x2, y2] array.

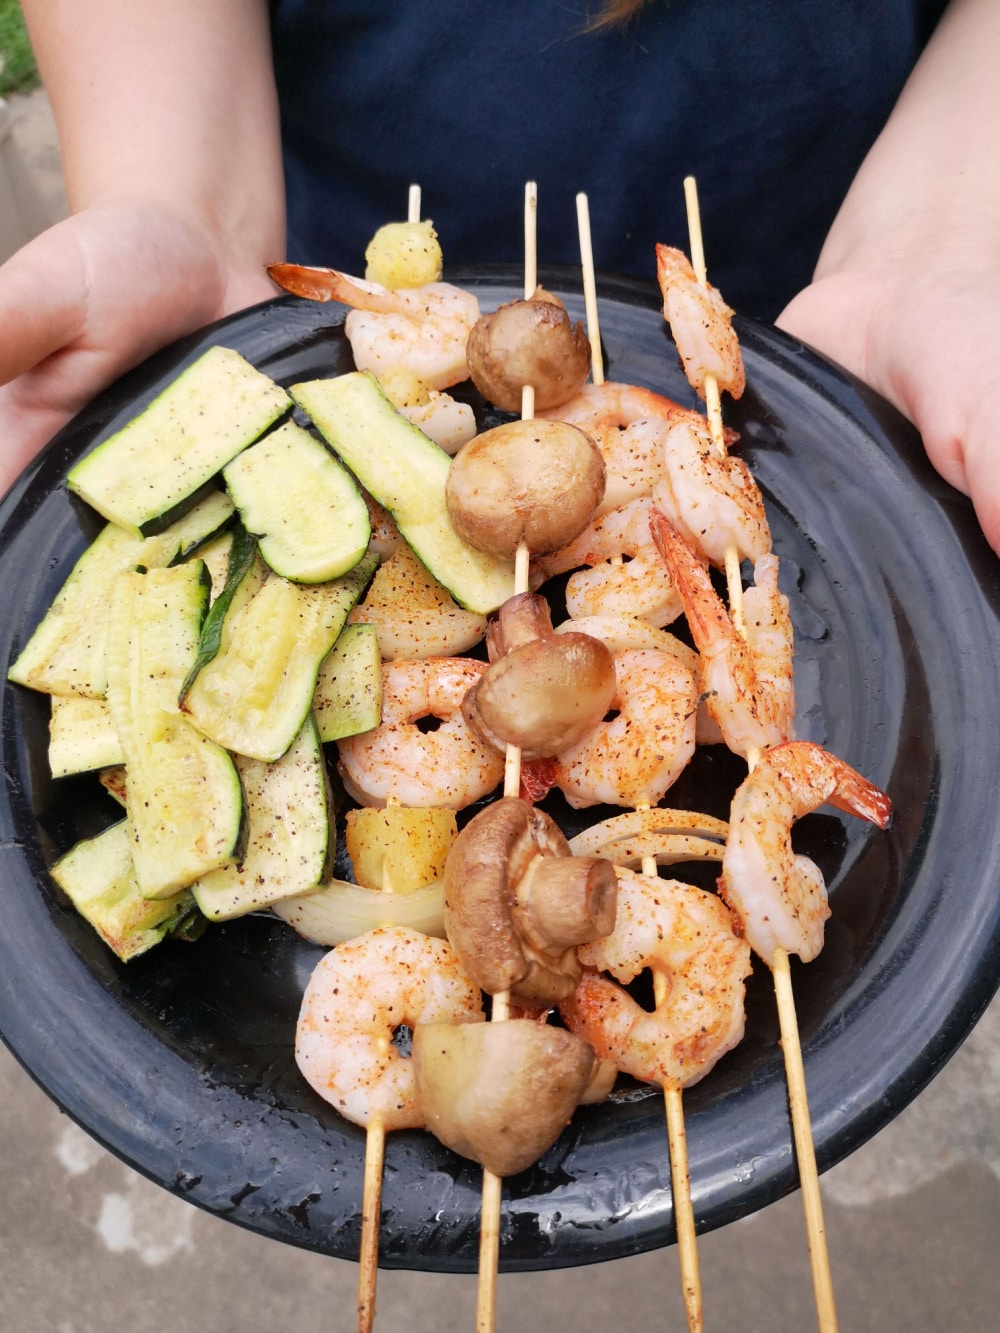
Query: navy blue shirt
[[270, 1, 948, 321]]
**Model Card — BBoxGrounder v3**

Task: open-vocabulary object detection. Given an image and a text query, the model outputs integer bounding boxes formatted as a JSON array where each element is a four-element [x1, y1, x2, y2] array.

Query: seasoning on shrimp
[[336, 657, 504, 808], [655, 243, 746, 401], [553, 646, 698, 809], [654, 411, 772, 567], [649, 508, 794, 758], [266, 263, 481, 390], [295, 925, 484, 1131], [538, 381, 686, 516], [559, 867, 751, 1089], [720, 741, 892, 966], [533, 496, 684, 627]]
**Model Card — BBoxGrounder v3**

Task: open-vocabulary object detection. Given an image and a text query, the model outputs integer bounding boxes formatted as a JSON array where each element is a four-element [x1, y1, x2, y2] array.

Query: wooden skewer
[[358, 1118, 386, 1332], [575, 193, 605, 387], [579, 194, 704, 1332], [476, 179, 539, 1333], [356, 799, 404, 1332], [635, 801, 703, 1333], [681, 177, 745, 634], [355, 184, 430, 1323], [683, 176, 838, 1333]]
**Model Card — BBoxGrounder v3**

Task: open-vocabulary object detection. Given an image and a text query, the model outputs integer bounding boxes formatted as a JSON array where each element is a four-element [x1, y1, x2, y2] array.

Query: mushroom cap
[[466, 293, 591, 413], [444, 418, 605, 559]]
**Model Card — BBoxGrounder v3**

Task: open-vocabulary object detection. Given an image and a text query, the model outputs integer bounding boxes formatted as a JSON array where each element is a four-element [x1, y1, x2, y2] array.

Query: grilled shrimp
[[296, 925, 484, 1131], [533, 497, 683, 627], [553, 647, 698, 808], [266, 263, 480, 389], [538, 381, 684, 516], [650, 509, 794, 757], [654, 412, 771, 566], [559, 867, 751, 1088], [555, 612, 724, 748], [720, 741, 892, 965], [655, 243, 745, 400], [337, 658, 504, 808]]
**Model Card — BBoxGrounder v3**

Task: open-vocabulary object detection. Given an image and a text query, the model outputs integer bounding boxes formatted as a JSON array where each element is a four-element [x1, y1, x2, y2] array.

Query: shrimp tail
[[823, 750, 893, 829], [648, 506, 725, 645], [267, 262, 393, 310], [654, 243, 698, 300]]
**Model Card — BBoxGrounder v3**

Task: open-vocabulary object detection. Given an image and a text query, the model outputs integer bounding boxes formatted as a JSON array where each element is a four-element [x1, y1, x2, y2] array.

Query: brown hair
[[587, 0, 654, 32]]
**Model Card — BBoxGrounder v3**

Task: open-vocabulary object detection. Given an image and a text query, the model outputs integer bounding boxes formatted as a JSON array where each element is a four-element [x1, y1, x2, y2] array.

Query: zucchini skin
[[67, 346, 291, 536], [178, 521, 259, 706]]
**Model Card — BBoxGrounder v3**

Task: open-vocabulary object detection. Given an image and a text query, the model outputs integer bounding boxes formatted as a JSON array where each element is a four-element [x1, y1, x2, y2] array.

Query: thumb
[[0, 219, 89, 386]]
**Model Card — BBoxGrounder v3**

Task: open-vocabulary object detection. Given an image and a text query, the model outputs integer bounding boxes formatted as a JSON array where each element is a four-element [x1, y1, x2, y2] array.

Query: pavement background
[[1, 87, 999, 1333]]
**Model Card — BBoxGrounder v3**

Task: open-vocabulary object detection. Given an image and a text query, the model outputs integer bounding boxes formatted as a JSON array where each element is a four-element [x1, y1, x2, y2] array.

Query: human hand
[[777, 256, 1000, 559], [0, 199, 279, 498]]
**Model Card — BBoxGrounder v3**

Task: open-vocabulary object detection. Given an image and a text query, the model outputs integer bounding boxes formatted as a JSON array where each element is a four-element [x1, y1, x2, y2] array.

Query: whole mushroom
[[464, 593, 616, 759], [466, 287, 590, 413], [412, 1019, 596, 1177], [444, 418, 605, 559]]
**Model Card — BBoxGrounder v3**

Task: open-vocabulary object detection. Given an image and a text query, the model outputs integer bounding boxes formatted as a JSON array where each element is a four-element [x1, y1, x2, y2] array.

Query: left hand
[[777, 254, 1000, 558]]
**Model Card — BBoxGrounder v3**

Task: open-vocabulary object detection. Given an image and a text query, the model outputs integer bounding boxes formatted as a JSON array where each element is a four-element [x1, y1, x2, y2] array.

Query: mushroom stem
[[513, 853, 618, 951]]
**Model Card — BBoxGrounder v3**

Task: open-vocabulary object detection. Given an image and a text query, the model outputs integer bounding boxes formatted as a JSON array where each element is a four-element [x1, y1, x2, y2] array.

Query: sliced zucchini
[[191, 715, 333, 921], [181, 551, 378, 761], [290, 371, 514, 613], [67, 346, 290, 535], [50, 820, 200, 962], [48, 694, 124, 777], [313, 623, 382, 743], [189, 526, 236, 598], [7, 490, 235, 697], [222, 419, 370, 583], [178, 522, 261, 705], [106, 563, 244, 898]]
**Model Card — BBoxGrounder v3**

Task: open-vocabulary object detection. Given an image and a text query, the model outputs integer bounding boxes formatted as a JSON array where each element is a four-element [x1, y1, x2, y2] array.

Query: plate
[[2, 267, 1000, 1273]]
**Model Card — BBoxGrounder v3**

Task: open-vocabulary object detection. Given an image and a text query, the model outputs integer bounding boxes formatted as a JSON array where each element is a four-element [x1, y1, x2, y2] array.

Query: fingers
[[0, 220, 89, 386]]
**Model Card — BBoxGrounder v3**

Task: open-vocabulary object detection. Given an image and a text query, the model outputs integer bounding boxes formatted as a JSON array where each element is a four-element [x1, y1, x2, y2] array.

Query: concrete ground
[[1, 88, 999, 1332]]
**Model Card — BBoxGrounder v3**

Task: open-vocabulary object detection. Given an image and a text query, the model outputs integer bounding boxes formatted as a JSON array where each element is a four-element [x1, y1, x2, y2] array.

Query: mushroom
[[464, 592, 616, 759], [444, 418, 605, 559], [412, 1019, 595, 1177], [442, 796, 617, 1006], [466, 287, 590, 413]]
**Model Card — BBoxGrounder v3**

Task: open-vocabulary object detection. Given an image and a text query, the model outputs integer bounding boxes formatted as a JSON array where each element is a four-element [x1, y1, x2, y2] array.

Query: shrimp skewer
[[476, 180, 540, 1333], [572, 194, 707, 1333], [295, 925, 484, 1333], [649, 508, 795, 759], [720, 741, 892, 965], [666, 180, 881, 1333]]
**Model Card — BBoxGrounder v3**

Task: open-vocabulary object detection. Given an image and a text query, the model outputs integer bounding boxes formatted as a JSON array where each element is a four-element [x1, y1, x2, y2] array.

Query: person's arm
[[776, 0, 1000, 553], [0, 0, 284, 493]]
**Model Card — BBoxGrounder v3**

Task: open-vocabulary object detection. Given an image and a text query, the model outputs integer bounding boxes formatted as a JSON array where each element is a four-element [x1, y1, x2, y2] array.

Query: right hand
[[0, 198, 279, 497]]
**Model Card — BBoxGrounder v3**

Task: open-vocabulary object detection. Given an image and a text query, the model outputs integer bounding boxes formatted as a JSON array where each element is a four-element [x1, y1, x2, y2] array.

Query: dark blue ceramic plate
[[2, 268, 999, 1272]]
